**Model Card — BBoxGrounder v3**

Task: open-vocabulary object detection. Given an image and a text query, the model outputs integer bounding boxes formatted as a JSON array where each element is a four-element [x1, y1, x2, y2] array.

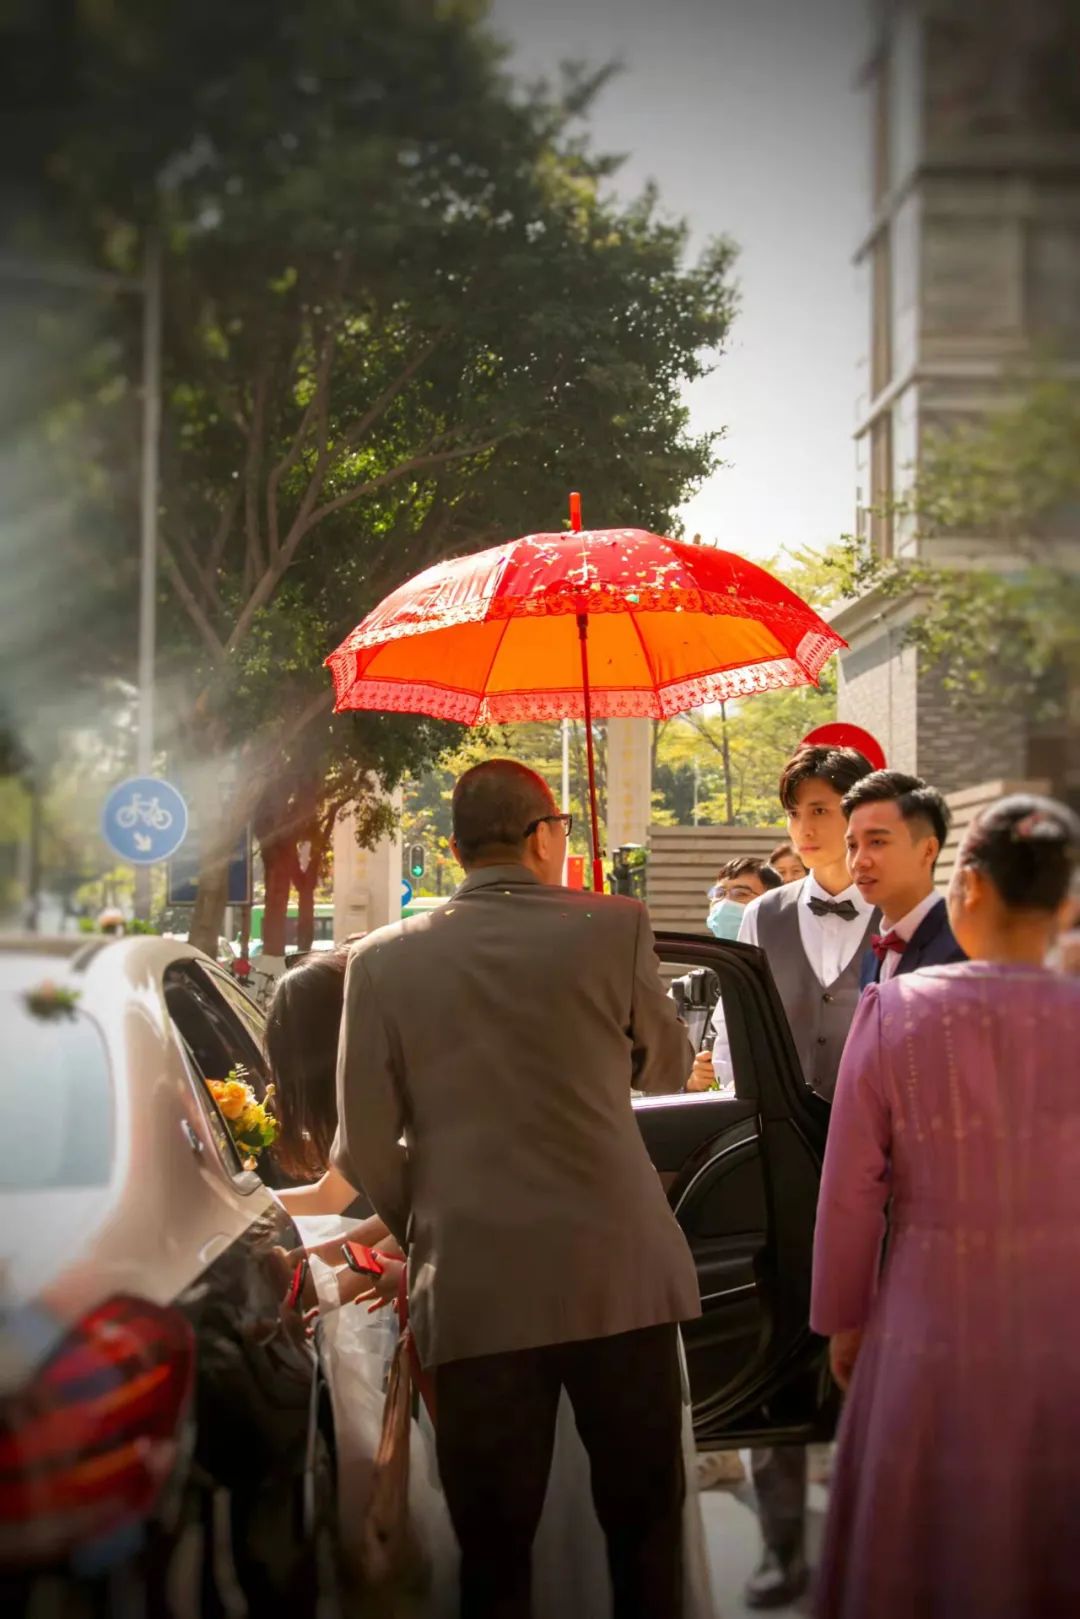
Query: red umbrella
[[327, 500, 845, 891]]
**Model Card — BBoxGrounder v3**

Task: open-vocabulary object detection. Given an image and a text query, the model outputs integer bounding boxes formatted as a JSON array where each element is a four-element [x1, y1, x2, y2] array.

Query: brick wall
[[915, 659, 1027, 796], [837, 628, 918, 773], [937, 777, 1052, 892], [646, 824, 784, 935]]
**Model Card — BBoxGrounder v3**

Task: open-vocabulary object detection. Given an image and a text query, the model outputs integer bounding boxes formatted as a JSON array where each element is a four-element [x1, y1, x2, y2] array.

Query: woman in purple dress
[[811, 793, 1080, 1619]]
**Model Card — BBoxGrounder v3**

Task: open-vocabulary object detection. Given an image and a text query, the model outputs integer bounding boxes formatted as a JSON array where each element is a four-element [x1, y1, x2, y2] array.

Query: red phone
[[341, 1241, 386, 1278]]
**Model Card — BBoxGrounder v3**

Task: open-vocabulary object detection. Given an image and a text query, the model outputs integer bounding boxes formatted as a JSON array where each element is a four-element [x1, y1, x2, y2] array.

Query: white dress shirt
[[877, 891, 944, 982], [739, 873, 874, 985], [707, 875, 875, 1084]]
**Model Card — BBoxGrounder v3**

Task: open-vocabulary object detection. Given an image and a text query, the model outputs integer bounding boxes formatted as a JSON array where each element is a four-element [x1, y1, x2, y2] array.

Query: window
[[163, 962, 269, 1092], [172, 1028, 246, 1179], [658, 952, 760, 1104], [871, 232, 893, 398], [870, 413, 894, 559], [0, 989, 112, 1191], [922, 216, 1017, 337], [871, 60, 890, 207], [165, 962, 279, 1189], [197, 961, 267, 1057], [1027, 219, 1080, 351]]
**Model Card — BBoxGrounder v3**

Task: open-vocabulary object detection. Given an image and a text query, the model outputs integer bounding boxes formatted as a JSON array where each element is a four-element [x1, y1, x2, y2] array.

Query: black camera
[[669, 966, 720, 1052]]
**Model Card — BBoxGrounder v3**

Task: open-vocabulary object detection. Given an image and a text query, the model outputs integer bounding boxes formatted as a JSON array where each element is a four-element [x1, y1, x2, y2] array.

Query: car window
[[163, 961, 269, 1090], [196, 961, 267, 1055], [171, 1025, 247, 1178], [0, 989, 113, 1190], [657, 947, 759, 1102]]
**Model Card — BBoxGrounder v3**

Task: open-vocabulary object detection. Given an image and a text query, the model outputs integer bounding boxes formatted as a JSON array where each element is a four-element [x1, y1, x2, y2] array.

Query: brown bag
[[358, 1326, 417, 1584]]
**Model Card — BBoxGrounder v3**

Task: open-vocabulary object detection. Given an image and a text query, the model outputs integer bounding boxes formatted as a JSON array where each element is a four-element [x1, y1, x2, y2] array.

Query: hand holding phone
[[341, 1241, 386, 1278]]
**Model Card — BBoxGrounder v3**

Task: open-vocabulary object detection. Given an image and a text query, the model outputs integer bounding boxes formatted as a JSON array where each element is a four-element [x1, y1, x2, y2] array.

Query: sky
[[490, 0, 870, 560]]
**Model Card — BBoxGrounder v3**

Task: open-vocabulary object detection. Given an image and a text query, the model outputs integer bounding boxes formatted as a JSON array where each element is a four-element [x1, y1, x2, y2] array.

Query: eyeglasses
[[522, 812, 573, 839]]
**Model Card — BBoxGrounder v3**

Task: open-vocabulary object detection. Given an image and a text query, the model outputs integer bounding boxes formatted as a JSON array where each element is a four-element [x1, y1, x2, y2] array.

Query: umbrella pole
[[576, 612, 605, 893]]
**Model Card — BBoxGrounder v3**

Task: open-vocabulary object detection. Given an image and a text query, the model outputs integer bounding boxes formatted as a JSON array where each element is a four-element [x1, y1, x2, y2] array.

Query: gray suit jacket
[[332, 863, 700, 1367]]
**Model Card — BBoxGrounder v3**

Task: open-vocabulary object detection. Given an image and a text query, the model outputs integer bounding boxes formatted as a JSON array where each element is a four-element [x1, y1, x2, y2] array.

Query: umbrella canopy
[[326, 528, 844, 723], [326, 526, 845, 891]]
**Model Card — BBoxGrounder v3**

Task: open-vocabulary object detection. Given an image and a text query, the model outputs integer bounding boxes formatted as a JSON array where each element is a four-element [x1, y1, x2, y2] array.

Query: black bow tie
[[808, 896, 859, 921]]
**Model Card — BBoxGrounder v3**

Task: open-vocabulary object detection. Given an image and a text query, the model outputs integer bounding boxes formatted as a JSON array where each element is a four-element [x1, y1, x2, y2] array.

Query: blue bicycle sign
[[102, 776, 189, 865]]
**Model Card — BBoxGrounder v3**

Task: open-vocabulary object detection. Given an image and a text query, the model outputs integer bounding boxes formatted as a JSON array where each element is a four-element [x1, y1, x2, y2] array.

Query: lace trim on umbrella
[[335, 587, 842, 657], [329, 653, 832, 724]]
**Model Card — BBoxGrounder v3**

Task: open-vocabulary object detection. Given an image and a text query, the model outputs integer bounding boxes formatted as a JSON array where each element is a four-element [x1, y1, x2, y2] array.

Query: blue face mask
[[707, 899, 744, 942]]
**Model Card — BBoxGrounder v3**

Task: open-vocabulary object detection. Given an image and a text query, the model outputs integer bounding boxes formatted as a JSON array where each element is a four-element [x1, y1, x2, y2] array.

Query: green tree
[[7, 0, 737, 950], [649, 543, 844, 826], [834, 377, 1080, 741], [400, 719, 607, 894]]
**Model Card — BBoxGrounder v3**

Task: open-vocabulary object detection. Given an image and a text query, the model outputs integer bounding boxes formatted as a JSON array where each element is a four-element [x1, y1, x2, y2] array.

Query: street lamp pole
[[132, 232, 162, 922], [136, 231, 161, 780]]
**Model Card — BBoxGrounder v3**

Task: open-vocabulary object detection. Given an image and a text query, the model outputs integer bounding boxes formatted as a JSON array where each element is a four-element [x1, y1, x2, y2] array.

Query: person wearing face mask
[[810, 793, 1080, 1619], [690, 862, 783, 1092], [706, 857, 783, 940]]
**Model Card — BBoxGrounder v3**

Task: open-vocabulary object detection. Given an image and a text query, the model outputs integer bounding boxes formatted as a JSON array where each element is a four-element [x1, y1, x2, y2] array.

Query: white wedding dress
[[302, 1220, 714, 1619]]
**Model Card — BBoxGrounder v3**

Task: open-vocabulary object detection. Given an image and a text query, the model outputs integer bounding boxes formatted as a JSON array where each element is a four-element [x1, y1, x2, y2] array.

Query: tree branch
[[224, 432, 506, 658], [336, 324, 452, 457], [266, 327, 336, 557], [160, 540, 226, 661], [208, 483, 242, 577], [308, 433, 504, 528], [173, 526, 223, 615], [243, 367, 270, 585]]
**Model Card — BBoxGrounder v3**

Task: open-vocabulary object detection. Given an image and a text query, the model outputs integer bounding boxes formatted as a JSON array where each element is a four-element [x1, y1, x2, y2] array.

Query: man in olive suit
[[333, 759, 699, 1619]]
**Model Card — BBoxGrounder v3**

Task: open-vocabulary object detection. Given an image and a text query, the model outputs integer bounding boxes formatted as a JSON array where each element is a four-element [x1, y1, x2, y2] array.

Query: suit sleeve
[[629, 903, 695, 1094], [810, 986, 892, 1334], [330, 949, 411, 1248]]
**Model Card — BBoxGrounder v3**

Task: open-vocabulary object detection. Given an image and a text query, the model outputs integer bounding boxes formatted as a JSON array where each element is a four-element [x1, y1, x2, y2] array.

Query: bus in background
[[401, 896, 448, 921], [244, 902, 336, 956]]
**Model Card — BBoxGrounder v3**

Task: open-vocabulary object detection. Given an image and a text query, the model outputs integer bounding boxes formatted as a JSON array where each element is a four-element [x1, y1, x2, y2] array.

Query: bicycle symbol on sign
[[115, 794, 174, 832]]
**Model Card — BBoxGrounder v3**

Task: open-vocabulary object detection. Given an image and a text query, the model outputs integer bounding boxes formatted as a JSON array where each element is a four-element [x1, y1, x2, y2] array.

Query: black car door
[[638, 931, 835, 1451]]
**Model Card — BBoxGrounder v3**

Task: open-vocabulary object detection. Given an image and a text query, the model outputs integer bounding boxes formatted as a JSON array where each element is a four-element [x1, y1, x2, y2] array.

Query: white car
[[0, 935, 337, 1615]]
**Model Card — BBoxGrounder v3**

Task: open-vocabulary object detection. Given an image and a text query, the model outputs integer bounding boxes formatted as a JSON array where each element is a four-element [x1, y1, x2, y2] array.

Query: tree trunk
[[187, 723, 247, 957], [295, 859, 318, 952], [261, 837, 294, 956], [190, 857, 230, 956], [719, 701, 735, 825]]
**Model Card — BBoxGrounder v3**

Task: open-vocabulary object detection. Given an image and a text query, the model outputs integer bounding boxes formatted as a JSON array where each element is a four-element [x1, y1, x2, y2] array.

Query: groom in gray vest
[[735, 743, 876, 1606]]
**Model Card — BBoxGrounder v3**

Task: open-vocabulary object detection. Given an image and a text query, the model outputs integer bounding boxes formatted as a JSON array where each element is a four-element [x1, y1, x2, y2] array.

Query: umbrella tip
[[569, 491, 582, 532]]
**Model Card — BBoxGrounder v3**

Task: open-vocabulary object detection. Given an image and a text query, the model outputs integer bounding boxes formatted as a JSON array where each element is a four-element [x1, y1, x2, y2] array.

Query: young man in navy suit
[[841, 770, 967, 985]]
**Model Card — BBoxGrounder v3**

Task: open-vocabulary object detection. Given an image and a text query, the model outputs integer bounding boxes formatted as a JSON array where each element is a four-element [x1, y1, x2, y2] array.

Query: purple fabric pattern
[[812, 962, 1080, 1619]]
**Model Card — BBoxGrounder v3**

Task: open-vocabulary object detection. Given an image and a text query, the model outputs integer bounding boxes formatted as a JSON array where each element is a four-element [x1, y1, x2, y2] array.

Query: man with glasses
[[333, 758, 699, 1619]]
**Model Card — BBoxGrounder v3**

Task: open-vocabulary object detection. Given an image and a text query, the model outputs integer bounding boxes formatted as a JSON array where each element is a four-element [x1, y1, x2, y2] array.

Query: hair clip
[[1011, 811, 1063, 843]]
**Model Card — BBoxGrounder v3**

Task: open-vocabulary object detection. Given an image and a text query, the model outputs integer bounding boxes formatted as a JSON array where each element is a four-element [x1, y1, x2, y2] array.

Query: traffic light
[[408, 844, 426, 880]]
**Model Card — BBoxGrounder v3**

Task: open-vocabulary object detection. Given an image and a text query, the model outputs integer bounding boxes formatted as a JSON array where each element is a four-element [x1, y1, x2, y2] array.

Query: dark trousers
[[434, 1322, 685, 1619], [751, 1443, 807, 1555]]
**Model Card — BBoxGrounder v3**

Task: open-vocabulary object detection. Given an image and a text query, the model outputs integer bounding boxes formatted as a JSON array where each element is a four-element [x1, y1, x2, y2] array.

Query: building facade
[[835, 0, 1080, 796]]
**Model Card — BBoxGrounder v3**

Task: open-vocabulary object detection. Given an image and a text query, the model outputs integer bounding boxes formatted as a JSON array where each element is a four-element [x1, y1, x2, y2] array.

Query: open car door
[[636, 931, 836, 1450]]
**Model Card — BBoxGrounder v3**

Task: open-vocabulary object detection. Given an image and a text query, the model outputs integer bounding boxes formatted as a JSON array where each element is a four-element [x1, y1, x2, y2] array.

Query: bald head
[[451, 759, 556, 868]]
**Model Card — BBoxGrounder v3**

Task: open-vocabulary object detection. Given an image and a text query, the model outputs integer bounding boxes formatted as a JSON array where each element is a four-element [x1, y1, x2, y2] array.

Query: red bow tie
[[871, 930, 907, 963]]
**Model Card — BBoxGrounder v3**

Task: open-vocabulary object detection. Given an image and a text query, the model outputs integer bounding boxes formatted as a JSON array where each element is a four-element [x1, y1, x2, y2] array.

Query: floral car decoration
[[205, 1066, 278, 1168]]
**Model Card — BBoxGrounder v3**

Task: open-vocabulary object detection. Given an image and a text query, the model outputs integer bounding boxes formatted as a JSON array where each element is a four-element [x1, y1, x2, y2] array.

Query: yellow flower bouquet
[[206, 1066, 279, 1168]]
